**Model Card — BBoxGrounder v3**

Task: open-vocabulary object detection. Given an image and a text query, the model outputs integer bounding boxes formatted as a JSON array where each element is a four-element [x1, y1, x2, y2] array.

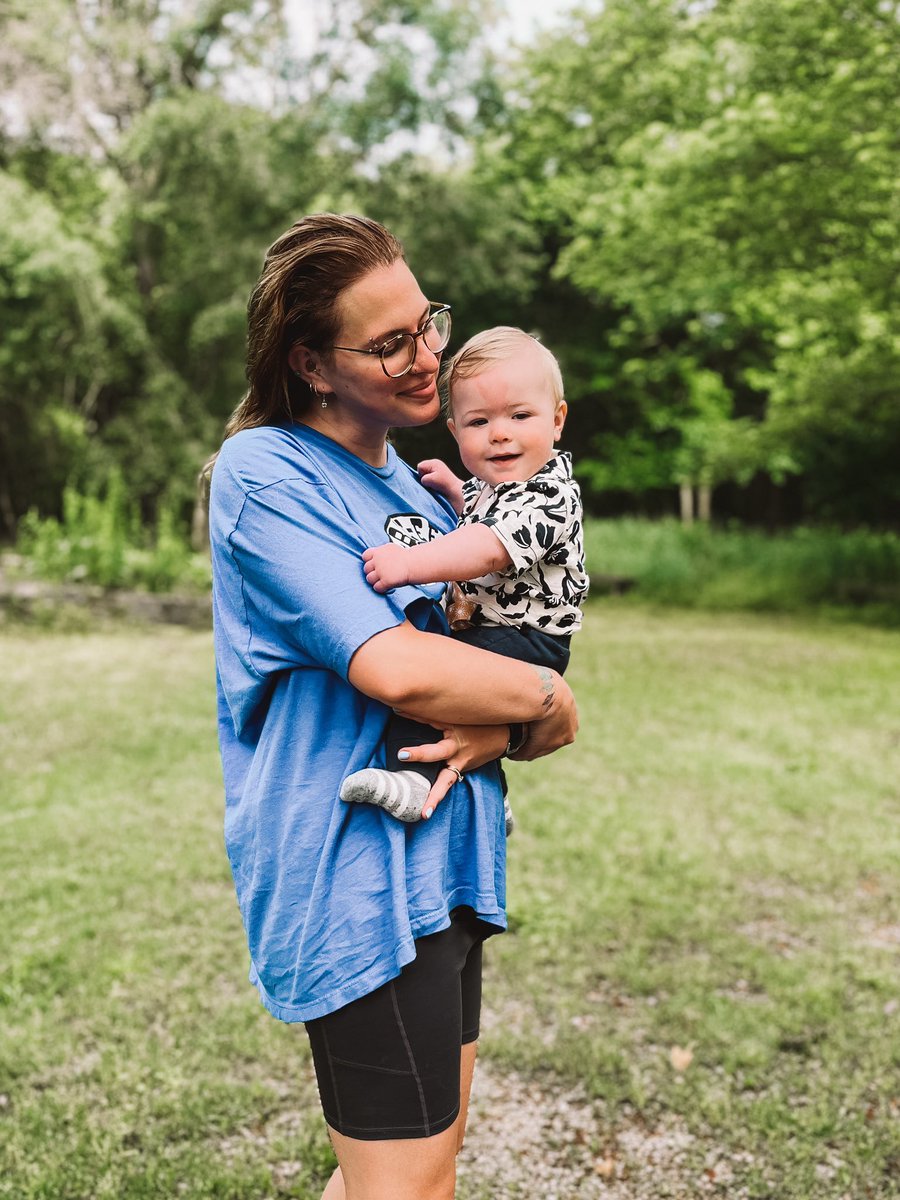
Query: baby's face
[[448, 350, 566, 487]]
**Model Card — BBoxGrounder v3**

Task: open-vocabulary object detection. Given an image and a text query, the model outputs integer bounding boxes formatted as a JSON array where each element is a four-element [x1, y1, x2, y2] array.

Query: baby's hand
[[362, 543, 412, 593], [418, 459, 464, 513]]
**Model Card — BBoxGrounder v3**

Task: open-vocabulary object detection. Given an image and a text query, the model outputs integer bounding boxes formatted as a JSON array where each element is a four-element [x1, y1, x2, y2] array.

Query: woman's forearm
[[348, 620, 562, 726]]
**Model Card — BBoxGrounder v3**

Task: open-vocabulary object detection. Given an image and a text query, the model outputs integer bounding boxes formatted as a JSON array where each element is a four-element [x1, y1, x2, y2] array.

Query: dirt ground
[[457, 1061, 747, 1200]]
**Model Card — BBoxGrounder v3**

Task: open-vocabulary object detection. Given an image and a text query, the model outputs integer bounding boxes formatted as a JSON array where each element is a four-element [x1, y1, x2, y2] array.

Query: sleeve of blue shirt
[[222, 466, 428, 682]]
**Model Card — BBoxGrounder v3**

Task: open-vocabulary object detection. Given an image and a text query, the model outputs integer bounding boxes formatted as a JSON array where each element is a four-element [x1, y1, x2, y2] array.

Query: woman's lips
[[397, 376, 437, 400]]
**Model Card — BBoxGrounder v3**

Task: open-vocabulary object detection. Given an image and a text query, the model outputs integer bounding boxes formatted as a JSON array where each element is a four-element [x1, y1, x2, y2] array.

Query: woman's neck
[[296, 410, 389, 468]]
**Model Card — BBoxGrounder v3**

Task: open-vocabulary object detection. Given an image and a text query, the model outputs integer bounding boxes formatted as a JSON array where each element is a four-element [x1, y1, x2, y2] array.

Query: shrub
[[14, 472, 210, 593], [584, 519, 900, 621]]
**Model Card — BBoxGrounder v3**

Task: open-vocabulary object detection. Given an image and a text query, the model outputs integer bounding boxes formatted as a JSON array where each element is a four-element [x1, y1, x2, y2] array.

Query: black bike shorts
[[304, 906, 492, 1141]]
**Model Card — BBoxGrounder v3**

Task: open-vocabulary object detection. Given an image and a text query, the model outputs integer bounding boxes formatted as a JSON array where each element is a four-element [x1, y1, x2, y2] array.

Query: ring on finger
[[448, 766, 464, 785]]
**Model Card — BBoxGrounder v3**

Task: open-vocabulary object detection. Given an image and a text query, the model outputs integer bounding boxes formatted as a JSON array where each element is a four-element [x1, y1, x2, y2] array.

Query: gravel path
[[456, 1061, 745, 1200]]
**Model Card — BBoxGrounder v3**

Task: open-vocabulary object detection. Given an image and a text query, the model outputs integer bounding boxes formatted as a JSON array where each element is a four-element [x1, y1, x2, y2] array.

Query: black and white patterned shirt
[[454, 452, 589, 636]]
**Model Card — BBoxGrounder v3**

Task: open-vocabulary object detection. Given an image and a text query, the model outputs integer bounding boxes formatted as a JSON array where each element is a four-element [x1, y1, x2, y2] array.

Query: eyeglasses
[[331, 304, 452, 378]]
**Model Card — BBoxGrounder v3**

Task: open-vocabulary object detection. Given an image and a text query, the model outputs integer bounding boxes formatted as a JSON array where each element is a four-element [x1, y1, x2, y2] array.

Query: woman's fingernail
[[398, 751, 410, 760], [423, 807, 433, 819]]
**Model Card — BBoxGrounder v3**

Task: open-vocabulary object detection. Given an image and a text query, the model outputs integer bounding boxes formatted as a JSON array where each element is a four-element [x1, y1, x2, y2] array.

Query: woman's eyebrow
[[367, 305, 431, 346]]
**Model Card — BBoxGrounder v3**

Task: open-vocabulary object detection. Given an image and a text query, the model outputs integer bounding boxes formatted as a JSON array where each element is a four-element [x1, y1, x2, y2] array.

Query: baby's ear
[[447, 418, 458, 441]]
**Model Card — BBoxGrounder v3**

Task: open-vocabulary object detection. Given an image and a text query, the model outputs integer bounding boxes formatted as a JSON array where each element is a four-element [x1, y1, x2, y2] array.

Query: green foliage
[[0, 0, 514, 540], [584, 518, 900, 620], [15, 472, 210, 593], [117, 91, 291, 384], [0, 170, 142, 533], [484, 0, 900, 519], [1, 0, 897, 535], [310, 0, 493, 152]]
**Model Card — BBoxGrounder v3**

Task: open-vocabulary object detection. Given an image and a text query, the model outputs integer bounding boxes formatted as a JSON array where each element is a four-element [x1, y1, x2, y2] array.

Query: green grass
[[2, 611, 899, 1198], [584, 518, 900, 623]]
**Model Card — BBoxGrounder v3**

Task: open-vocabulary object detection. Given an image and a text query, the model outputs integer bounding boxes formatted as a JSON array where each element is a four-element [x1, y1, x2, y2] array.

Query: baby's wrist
[[401, 545, 422, 585]]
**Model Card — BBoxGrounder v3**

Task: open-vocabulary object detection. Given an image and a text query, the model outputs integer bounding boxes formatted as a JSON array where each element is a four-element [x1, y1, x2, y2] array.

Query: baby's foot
[[504, 796, 515, 837], [340, 768, 430, 823]]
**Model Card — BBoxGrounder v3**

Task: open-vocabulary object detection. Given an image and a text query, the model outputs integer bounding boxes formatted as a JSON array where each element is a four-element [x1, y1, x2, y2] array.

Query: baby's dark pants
[[385, 624, 571, 786]]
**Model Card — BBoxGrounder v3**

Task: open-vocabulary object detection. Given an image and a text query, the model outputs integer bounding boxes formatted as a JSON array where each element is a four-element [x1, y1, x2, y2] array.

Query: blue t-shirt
[[210, 422, 507, 1022]]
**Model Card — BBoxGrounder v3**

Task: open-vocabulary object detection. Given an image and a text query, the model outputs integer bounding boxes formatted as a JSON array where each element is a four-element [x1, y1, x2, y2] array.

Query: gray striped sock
[[340, 768, 431, 822]]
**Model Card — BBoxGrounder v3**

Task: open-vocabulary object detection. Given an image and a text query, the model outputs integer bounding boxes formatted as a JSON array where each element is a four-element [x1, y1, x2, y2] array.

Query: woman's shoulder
[[213, 425, 327, 495]]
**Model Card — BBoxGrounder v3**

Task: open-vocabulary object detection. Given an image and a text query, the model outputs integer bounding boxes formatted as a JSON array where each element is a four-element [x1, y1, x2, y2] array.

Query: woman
[[209, 213, 578, 1200]]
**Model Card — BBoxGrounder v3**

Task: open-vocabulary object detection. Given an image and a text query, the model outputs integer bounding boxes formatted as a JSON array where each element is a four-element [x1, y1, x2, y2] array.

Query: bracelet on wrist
[[505, 722, 529, 756]]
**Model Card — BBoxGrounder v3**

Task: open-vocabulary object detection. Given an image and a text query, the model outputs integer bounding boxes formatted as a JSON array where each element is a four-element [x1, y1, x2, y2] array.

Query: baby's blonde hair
[[441, 326, 564, 417]]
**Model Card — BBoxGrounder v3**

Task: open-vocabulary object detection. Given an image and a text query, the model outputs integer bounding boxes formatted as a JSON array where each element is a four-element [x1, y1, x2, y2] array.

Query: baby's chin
[[476, 456, 544, 486]]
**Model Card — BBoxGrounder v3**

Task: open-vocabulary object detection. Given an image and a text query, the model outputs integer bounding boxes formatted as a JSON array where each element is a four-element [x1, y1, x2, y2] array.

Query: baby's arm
[[363, 524, 512, 593], [418, 458, 465, 515]]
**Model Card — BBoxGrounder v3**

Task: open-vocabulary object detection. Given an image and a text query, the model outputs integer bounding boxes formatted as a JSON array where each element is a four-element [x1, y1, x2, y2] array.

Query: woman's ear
[[288, 343, 321, 388]]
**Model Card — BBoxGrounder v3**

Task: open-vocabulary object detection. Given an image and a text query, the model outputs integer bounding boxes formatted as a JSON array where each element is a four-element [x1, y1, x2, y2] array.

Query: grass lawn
[[1, 606, 899, 1198]]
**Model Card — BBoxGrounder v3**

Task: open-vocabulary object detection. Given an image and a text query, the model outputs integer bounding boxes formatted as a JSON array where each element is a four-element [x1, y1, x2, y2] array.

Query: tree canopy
[[1, 0, 897, 535]]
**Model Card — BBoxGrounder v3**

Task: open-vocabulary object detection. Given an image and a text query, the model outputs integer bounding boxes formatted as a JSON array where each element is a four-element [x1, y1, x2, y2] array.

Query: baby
[[340, 326, 589, 830]]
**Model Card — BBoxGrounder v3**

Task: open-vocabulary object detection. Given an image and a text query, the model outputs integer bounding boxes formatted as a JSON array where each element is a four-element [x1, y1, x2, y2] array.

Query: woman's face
[[300, 259, 445, 434]]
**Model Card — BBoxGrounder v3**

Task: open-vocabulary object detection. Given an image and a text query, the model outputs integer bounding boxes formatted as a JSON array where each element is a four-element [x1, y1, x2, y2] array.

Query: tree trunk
[[697, 482, 712, 523], [0, 479, 16, 540], [191, 466, 211, 551], [679, 482, 694, 526]]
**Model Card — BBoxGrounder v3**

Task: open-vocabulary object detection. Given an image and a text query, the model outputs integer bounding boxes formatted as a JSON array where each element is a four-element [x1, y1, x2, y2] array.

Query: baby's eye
[[512, 411, 532, 420], [467, 417, 488, 427]]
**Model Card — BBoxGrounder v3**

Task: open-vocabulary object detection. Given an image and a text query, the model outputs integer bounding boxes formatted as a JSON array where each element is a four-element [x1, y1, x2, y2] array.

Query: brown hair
[[441, 326, 564, 417], [225, 213, 405, 438]]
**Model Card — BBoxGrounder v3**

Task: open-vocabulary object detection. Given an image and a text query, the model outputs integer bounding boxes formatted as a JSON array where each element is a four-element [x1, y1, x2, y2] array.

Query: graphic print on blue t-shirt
[[210, 423, 507, 1025], [384, 512, 442, 547]]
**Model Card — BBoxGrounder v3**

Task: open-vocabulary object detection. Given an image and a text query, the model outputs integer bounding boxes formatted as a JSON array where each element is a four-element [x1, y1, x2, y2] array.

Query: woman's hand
[[394, 721, 510, 816], [393, 668, 579, 812]]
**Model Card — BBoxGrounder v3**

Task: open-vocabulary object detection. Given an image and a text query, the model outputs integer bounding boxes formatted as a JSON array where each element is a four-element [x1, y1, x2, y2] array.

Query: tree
[[302, 0, 498, 154], [0, 0, 284, 154], [0, 0, 507, 530], [0, 171, 145, 534], [479, 0, 900, 522], [559, 0, 900, 521], [472, 0, 717, 513]]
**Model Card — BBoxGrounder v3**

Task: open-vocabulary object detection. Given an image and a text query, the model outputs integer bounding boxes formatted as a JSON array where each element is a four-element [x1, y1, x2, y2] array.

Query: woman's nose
[[415, 341, 441, 373]]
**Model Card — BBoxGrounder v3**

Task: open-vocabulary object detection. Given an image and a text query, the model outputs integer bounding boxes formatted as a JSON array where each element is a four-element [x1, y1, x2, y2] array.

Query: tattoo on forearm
[[533, 666, 555, 712]]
